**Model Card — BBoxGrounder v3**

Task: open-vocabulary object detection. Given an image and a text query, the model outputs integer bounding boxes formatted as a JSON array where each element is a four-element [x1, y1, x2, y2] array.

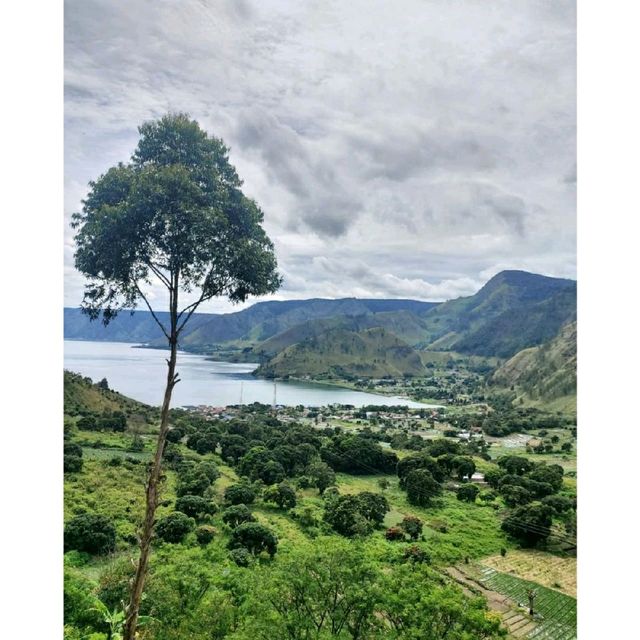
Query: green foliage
[[175, 495, 217, 520], [405, 469, 442, 507], [400, 515, 424, 540], [224, 483, 257, 505], [64, 514, 116, 555], [65, 455, 84, 473], [195, 525, 216, 545], [72, 112, 281, 321], [222, 504, 256, 528], [263, 482, 297, 510], [323, 492, 389, 537], [155, 512, 195, 543], [229, 522, 278, 558], [501, 503, 554, 547], [456, 484, 480, 503]]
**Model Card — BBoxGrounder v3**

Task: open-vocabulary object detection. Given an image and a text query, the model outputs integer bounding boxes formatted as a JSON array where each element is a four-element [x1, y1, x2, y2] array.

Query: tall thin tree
[[72, 113, 281, 639]]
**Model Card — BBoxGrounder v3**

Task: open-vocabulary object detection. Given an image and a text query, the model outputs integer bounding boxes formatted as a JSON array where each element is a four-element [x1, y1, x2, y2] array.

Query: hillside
[[255, 327, 425, 379], [64, 308, 214, 343], [65, 299, 437, 349], [64, 370, 155, 422], [419, 270, 576, 357], [491, 321, 577, 410]]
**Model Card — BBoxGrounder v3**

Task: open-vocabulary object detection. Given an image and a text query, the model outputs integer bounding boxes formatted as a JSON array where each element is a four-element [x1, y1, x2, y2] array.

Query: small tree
[[72, 113, 280, 639], [404, 469, 441, 507], [400, 515, 423, 541], [263, 483, 297, 510], [224, 483, 257, 505], [155, 511, 195, 543], [222, 504, 256, 528], [64, 514, 116, 555], [229, 522, 278, 558], [175, 495, 217, 520], [195, 525, 216, 545], [456, 484, 479, 503]]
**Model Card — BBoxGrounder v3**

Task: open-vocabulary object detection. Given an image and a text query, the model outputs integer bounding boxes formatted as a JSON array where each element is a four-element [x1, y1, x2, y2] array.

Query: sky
[[64, 0, 576, 315]]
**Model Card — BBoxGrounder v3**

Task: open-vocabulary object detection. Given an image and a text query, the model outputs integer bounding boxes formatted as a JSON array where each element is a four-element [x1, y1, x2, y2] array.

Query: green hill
[[255, 327, 425, 379], [491, 321, 577, 411], [419, 270, 576, 357], [64, 370, 154, 422]]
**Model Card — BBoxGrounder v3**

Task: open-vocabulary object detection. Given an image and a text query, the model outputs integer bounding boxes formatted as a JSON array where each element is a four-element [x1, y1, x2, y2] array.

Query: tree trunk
[[123, 331, 178, 640]]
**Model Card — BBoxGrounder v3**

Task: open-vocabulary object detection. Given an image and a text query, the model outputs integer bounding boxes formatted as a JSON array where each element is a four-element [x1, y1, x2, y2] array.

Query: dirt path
[[443, 565, 538, 638]]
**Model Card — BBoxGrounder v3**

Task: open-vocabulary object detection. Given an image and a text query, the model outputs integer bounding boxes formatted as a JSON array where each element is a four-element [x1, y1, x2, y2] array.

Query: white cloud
[[64, 0, 576, 311]]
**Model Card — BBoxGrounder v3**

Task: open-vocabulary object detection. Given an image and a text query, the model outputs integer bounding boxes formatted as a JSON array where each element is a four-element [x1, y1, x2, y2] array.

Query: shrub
[[155, 512, 195, 543], [64, 455, 83, 473], [263, 483, 297, 510], [385, 526, 405, 541], [229, 547, 253, 567], [77, 415, 97, 431], [224, 483, 256, 505], [456, 484, 479, 502], [64, 443, 83, 458], [175, 495, 217, 520], [400, 515, 423, 541], [229, 522, 278, 558], [222, 504, 256, 528], [64, 514, 116, 555], [195, 525, 217, 545], [402, 545, 431, 564]]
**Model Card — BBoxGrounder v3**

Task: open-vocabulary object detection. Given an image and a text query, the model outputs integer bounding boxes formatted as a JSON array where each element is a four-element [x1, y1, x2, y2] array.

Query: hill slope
[[255, 327, 425, 379], [64, 370, 154, 421], [419, 271, 576, 357], [491, 321, 577, 408]]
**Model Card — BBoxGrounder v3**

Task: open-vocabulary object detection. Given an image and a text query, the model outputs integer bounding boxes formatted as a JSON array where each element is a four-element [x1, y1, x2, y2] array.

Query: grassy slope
[[256, 327, 425, 379], [492, 321, 577, 412], [64, 370, 156, 423]]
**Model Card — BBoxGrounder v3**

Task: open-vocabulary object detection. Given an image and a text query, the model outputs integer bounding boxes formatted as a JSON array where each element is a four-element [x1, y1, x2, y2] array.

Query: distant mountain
[[64, 271, 576, 369], [418, 271, 576, 357], [64, 308, 214, 343], [491, 321, 577, 410], [64, 298, 437, 348], [255, 327, 425, 379]]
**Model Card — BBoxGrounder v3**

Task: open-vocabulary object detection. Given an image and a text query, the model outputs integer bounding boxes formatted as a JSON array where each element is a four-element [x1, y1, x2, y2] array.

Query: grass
[[472, 566, 577, 640], [335, 472, 513, 564]]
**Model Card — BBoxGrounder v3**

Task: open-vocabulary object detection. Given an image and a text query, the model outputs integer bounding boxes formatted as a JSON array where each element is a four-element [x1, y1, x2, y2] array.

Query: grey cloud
[[64, 0, 575, 309]]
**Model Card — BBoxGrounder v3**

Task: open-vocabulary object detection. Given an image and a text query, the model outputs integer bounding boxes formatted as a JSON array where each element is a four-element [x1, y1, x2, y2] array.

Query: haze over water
[[64, 341, 430, 408]]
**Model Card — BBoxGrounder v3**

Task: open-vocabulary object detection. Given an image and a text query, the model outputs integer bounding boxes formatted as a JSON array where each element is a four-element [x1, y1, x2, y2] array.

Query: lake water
[[64, 340, 431, 408]]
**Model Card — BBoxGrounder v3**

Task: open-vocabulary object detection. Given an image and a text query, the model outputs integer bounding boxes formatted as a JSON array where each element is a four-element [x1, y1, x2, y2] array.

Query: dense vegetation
[[64, 378, 577, 639]]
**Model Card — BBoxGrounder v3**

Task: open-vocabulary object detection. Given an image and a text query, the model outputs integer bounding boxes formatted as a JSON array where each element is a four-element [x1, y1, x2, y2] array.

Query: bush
[[400, 515, 423, 540], [222, 504, 256, 528], [195, 525, 217, 545], [64, 514, 116, 555], [64, 455, 83, 473], [229, 522, 278, 558], [77, 415, 97, 431], [385, 526, 405, 541], [64, 443, 83, 458], [155, 512, 195, 543], [175, 495, 217, 520], [402, 545, 431, 564], [263, 483, 297, 510], [456, 484, 479, 502], [229, 547, 253, 567], [224, 483, 256, 505]]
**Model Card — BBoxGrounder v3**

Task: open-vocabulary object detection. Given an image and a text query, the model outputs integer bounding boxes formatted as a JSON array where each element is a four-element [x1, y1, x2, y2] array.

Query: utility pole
[[272, 380, 277, 410], [239, 381, 243, 406]]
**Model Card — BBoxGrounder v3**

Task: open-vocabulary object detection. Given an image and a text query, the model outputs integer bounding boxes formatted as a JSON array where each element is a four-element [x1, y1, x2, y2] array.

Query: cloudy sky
[[65, 0, 576, 314]]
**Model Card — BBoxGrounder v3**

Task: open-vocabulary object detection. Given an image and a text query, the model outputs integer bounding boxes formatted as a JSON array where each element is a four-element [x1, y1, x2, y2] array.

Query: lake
[[64, 340, 431, 408]]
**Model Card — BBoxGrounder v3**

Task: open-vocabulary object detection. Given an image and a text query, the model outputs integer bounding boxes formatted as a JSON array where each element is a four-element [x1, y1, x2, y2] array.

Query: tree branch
[[148, 262, 172, 289], [134, 283, 171, 341]]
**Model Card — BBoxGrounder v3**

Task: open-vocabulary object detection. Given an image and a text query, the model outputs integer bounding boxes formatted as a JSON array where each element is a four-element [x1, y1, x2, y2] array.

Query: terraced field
[[477, 566, 577, 640]]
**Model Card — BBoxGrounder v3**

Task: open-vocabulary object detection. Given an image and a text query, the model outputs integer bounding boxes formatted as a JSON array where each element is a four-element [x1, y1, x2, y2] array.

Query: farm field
[[482, 549, 576, 597], [471, 565, 577, 640]]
